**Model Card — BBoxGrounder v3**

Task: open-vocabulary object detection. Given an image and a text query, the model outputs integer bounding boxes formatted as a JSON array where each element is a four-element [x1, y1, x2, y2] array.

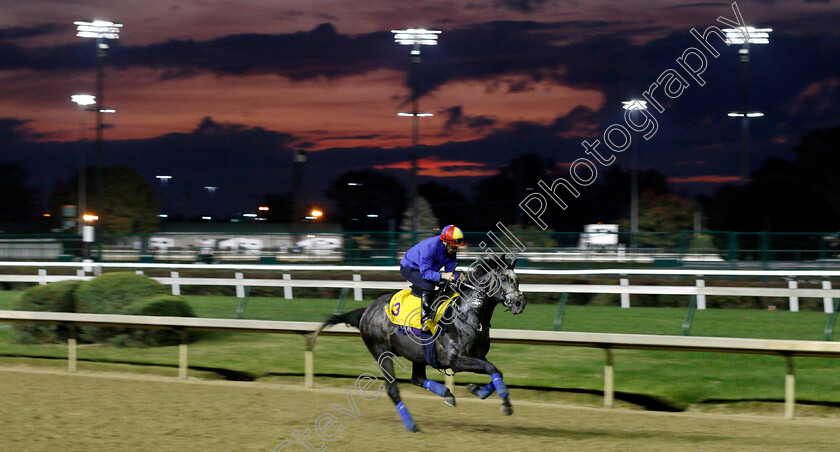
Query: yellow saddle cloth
[[385, 288, 457, 334]]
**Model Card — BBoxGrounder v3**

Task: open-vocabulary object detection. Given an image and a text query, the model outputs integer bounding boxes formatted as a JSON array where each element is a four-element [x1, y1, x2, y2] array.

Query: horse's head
[[462, 254, 526, 315]]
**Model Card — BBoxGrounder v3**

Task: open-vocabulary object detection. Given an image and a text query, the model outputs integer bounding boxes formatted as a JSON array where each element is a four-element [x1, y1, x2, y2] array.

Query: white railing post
[[696, 277, 706, 310], [68, 325, 77, 373], [788, 279, 799, 312], [235, 272, 245, 298], [283, 274, 293, 300], [620, 277, 630, 308], [823, 280, 833, 313], [179, 330, 189, 380], [38, 268, 47, 285], [353, 274, 362, 301], [604, 348, 614, 408], [785, 356, 795, 420], [171, 271, 180, 296]]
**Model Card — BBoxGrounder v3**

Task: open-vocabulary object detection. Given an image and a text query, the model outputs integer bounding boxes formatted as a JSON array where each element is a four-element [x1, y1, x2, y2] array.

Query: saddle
[[385, 288, 457, 335]]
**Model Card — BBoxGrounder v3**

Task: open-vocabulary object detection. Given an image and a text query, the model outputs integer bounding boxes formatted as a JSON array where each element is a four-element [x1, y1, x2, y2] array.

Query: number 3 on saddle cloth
[[385, 288, 458, 369]]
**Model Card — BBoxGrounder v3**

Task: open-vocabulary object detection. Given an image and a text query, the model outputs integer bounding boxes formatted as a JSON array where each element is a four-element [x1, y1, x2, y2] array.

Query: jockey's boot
[[420, 291, 434, 333]]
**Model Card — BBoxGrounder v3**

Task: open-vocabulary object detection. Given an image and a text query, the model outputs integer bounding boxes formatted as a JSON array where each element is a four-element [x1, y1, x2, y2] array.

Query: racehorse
[[314, 255, 526, 432]]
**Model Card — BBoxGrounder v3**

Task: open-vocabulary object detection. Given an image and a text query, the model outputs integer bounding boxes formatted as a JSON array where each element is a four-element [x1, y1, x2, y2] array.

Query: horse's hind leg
[[411, 361, 456, 407], [451, 356, 513, 415], [378, 352, 421, 432]]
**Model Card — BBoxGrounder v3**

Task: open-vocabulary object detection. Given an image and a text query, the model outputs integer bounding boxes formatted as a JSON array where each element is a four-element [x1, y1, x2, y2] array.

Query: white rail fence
[[2, 262, 840, 312], [2, 309, 840, 420]]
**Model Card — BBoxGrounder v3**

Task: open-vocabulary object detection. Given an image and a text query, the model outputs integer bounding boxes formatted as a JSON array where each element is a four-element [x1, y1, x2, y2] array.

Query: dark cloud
[[440, 106, 497, 132], [493, 0, 557, 13], [0, 23, 69, 41]]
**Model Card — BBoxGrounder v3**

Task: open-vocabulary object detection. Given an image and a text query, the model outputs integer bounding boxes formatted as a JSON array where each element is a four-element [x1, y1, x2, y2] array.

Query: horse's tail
[[309, 307, 367, 349], [323, 307, 366, 329]]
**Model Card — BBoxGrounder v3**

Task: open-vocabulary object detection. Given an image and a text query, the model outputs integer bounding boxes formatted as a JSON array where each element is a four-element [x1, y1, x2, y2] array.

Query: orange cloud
[[667, 175, 743, 183], [374, 157, 497, 177]]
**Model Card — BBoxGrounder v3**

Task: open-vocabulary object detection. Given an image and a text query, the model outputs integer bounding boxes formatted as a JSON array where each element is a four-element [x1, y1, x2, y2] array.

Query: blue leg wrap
[[423, 379, 449, 397], [491, 372, 509, 400], [395, 401, 416, 431], [475, 382, 496, 399]]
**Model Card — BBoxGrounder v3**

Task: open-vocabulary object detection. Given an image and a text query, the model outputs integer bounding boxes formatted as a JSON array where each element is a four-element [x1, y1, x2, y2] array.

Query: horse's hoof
[[501, 403, 513, 416], [466, 384, 481, 397], [445, 394, 457, 407]]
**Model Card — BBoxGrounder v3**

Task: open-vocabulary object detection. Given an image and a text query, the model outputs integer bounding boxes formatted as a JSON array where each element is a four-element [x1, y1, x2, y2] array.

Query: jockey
[[400, 225, 467, 332]]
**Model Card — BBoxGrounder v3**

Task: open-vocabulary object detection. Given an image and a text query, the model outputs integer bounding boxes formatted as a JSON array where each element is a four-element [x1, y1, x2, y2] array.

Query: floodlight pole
[[623, 100, 648, 251], [723, 27, 771, 182], [393, 29, 439, 242], [76, 20, 122, 259]]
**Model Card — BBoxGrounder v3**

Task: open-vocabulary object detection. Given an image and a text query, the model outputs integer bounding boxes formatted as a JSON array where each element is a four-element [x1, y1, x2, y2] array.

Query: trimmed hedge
[[113, 295, 197, 347], [75, 272, 169, 315], [12, 280, 82, 344], [75, 272, 170, 343]]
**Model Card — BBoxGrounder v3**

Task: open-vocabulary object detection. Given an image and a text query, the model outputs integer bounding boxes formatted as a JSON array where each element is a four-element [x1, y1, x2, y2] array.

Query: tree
[[0, 163, 40, 222], [324, 169, 406, 231], [703, 127, 840, 232], [472, 153, 551, 229], [619, 189, 694, 248], [418, 181, 471, 228], [399, 196, 439, 247], [51, 166, 159, 234]]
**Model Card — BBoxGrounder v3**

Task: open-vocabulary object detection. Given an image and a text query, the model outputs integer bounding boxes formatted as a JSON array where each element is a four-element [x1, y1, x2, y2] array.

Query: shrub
[[12, 280, 83, 344], [114, 295, 197, 347], [75, 272, 169, 342], [75, 272, 169, 315]]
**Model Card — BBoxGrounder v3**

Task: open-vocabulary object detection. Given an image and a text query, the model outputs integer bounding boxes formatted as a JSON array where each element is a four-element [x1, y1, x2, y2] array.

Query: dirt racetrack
[[2, 367, 840, 452]]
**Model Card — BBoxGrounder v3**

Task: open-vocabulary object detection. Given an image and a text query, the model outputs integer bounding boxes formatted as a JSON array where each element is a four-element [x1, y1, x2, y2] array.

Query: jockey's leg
[[420, 291, 434, 332]]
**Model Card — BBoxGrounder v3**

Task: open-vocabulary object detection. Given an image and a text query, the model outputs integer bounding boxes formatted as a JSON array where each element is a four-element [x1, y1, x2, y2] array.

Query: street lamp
[[392, 28, 440, 241], [722, 26, 771, 182], [623, 99, 648, 250], [75, 19, 121, 254], [71, 94, 96, 234]]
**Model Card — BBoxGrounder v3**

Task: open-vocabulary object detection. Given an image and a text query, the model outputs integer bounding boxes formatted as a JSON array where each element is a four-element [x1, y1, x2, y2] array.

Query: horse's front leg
[[450, 356, 513, 415], [410, 361, 456, 407]]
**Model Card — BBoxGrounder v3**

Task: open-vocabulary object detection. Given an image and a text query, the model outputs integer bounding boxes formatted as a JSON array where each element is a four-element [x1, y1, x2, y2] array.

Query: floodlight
[[622, 100, 648, 110], [391, 29, 441, 45], [75, 20, 123, 39], [71, 94, 96, 106], [723, 27, 772, 45]]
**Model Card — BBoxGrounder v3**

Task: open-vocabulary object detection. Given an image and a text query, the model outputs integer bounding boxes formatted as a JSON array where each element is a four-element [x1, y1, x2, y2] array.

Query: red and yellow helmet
[[440, 225, 466, 247]]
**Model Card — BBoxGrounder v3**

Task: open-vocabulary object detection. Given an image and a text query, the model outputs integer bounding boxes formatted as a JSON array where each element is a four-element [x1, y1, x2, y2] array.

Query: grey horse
[[315, 255, 526, 432]]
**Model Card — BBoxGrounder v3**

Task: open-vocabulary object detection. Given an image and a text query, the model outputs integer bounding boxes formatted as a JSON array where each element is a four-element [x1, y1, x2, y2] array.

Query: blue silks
[[395, 401, 417, 431], [423, 379, 449, 397], [475, 381, 496, 399], [491, 372, 509, 400]]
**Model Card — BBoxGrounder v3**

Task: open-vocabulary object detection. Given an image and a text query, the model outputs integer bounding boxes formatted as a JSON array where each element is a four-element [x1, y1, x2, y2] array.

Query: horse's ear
[[508, 257, 517, 269]]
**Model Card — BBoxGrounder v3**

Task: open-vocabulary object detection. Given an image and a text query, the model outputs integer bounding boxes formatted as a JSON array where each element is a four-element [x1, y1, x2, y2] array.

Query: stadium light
[[75, 20, 123, 39], [71, 94, 96, 106], [723, 27, 772, 45], [392, 28, 441, 242], [723, 26, 771, 182], [391, 28, 441, 46]]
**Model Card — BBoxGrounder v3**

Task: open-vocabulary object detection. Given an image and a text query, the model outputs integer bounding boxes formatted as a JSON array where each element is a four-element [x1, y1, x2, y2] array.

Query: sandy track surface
[[1, 366, 839, 452]]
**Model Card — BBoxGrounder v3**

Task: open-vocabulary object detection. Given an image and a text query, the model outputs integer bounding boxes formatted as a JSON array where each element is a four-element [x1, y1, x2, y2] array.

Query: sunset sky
[[1, 0, 839, 219]]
